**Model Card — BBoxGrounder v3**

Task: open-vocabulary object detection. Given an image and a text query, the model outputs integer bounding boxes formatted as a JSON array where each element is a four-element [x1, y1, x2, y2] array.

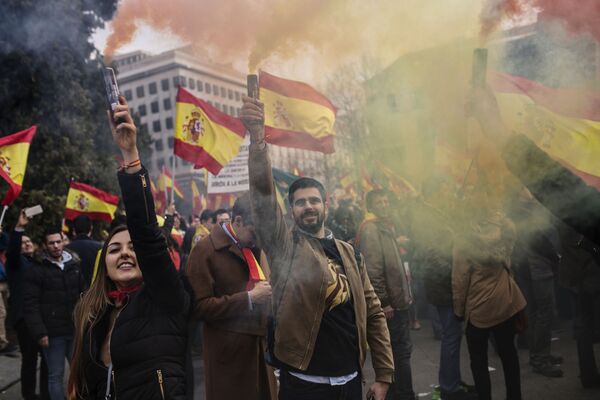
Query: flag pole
[[171, 155, 176, 205], [0, 205, 8, 228]]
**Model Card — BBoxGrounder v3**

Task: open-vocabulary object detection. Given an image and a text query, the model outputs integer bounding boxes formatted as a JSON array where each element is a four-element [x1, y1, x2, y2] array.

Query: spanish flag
[[157, 167, 184, 199], [150, 179, 166, 215], [207, 193, 236, 209], [260, 71, 336, 153], [175, 87, 246, 175], [191, 180, 207, 215], [491, 71, 600, 189], [0, 126, 37, 206], [375, 161, 418, 196], [65, 182, 119, 222]]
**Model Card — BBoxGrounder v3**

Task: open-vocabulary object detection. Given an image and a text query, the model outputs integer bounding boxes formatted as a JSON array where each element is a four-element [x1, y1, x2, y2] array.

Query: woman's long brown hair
[[68, 225, 129, 399]]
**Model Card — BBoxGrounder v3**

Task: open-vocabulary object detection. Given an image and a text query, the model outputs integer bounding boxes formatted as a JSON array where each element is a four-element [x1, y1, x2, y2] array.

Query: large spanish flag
[[191, 179, 207, 215], [65, 182, 119, 222], [157, 166, 184, 199], [259, 71, 337, 153], [0, 126, 37, 206], [491, 71, 600, 189], [175, 87, 246, 175]]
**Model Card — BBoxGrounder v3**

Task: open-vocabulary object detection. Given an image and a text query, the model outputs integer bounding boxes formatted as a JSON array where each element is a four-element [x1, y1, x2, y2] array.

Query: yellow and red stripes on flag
[[65, 181, 119, 222], [259, 70, 336, 154], [157, 167, 184, 199], [434, 139, 473, 183], [191, 180, 207, 215], [0, 126, 37, 206], [375, 161, 418, 196], [222, 222, 266, 288], [150, 179, 166, 215], [175, 87, 246, 175], [207, 193, 236, 209], [490, 71, 600, 189]]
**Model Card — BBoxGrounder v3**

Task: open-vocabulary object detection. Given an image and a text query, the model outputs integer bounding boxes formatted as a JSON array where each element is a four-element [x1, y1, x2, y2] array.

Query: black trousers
[[279, 370, 362, 400], [466, 317, 522, 400], [572, 283, 600, 383], [15, 320, 49, 400]]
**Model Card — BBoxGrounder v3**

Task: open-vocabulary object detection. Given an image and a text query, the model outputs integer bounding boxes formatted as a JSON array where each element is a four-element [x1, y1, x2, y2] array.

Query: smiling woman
[[67, 96, 191, 400]]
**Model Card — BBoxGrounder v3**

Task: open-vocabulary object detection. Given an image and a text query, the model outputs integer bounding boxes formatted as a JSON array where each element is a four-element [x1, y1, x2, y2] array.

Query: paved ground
[[1, 320, 599, 399]]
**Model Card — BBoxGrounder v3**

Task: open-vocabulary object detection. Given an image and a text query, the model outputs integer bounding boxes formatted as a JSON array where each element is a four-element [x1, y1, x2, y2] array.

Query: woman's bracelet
[[118, 159, 141, 171]]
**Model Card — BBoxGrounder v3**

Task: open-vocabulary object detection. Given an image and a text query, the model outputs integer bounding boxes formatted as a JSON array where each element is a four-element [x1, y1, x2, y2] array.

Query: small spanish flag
[[222, 222, 266, 289], [175, 87, 246, 175], [191, 180, 207, 215], [0, 126, 37, 206], [150, 179, 166, 215], [260, 71, 336, 153], [65, 182, 119, 222], [157, 167, 184, 199]]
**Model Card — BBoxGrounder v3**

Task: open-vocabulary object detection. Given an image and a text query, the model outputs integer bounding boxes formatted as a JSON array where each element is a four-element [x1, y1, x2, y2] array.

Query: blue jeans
[[437, 306, 464, 394], [42, 336, 73, 400], [386, 309, 415, 400]]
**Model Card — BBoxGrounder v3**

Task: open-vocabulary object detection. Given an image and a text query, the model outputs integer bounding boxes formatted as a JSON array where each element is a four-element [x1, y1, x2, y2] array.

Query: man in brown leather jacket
[[241, 95, 394, 400], [357, 189, 415, 400]]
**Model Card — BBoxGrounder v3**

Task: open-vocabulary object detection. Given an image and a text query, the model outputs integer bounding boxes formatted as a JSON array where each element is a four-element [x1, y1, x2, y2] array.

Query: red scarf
[[221, 223, 266, 290], [108, 284, 142, 303]]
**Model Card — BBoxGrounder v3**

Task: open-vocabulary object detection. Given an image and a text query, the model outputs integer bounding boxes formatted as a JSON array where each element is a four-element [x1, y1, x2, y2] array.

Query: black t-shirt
[[299, 237, 359, 376]]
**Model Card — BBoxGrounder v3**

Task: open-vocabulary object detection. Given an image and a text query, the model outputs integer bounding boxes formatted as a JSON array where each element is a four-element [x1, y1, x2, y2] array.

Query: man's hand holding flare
[[240, 96, 265, 144]]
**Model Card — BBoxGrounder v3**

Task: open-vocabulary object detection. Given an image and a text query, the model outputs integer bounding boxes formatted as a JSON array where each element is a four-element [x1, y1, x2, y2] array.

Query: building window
[[229, 106, 235, 115], [215, 102, 221, 110], [149, 82, 157, 95], [220, 87, 226, 97], [205, 82, 211, 93], [173, 76, 179, 87], [228, 89, 233, 100], [151, 101, 159, 114], [235, 91, 240, 101], [140, 123, 148, 133], [163, 98, 172, 110], [236, 108, 241, 116], [136, 85, 145, 98], [168, 137, 174, 149], [179, 76, 187, 87], [161, 78, 169, 91], [155, 139, 164, 152], [124, 89, 133, 101], [138, 104, 147, 117], [213, 84, 218, 94], [197, 80, 203, 91], [189, 78, 195, 89], [153, 120, 161, 132], [165, 117, 173, 130]]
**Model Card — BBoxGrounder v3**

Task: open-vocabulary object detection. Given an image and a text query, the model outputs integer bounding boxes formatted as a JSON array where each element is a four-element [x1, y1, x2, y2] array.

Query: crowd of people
[[0, 89, 597, 400]]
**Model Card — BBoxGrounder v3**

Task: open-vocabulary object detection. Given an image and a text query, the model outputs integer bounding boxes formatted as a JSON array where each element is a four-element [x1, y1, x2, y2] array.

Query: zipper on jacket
[[157, 369, 165, 400], [111, 370, 117, 400], [140, 174, 151, 223]]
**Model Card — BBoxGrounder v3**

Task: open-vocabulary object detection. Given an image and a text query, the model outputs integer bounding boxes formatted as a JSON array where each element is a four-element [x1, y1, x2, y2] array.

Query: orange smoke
[[104, 0, 482, 74], [479, 0, 525, 41]]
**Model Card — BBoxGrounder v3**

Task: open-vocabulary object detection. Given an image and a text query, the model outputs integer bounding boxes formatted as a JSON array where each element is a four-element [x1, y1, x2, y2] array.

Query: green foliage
[[0, 0, 152, 242]]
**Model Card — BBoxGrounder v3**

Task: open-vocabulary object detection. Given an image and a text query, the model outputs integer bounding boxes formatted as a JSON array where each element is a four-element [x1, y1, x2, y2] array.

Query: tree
[[0, 0, 152, 240]]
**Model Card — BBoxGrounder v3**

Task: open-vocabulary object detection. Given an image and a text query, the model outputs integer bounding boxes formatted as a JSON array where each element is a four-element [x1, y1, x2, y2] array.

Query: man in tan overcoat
[[186, 193, 277, 400]]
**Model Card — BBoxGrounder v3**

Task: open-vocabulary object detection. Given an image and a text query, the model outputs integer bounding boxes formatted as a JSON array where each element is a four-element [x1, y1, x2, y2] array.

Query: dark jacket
[[186, 224, 277, 400], [502, 133, 600, 246], [81, 167, 190, 400], [410, 201, 455, 306], [356, 219, 411, 310], [23, 249, 85, 340], [5, 229, 37, 326], [67, 235, 102, 286], [248, 143, 394, 383]]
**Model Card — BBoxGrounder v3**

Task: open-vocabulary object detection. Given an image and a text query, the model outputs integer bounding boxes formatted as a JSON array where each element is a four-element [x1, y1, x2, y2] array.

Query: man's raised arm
[[241, 96, 291, 266]]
